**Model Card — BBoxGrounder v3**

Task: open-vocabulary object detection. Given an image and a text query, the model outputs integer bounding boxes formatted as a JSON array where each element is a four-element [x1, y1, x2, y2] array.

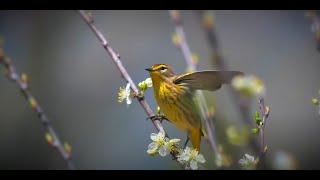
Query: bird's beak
[[145, 68, 152, 72]]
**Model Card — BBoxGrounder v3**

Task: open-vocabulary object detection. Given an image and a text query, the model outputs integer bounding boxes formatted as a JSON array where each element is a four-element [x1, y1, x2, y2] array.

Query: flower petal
[[151, 133, 159, 141], [147, 142, 158, 155], [238, 159, 246, 166], [148, 142, 158, 150], [125, 83, 131, 94], [126, 96, 132, 105], [196, 154, 206, 163], [158, 131, 165, 139], [145, 78, 153, 87], [158, 145, 168, 157], [125, 83, 132, 105], [245, 154, 254, 162], [169, 139, 181, 143], [190, 160, 198, 170]]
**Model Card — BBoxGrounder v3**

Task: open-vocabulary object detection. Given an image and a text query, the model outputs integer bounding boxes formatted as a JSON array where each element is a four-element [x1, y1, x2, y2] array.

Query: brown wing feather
[[173, 70, 244, 91]]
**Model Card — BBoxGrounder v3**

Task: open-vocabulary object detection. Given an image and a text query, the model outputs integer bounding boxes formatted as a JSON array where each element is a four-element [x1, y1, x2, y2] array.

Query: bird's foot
[[146, 114, 168, 123], [132, 91, 144, 100]]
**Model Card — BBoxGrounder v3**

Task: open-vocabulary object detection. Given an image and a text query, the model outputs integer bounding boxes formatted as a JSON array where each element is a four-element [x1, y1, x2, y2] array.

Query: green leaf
[[312, 98, 319, 106], [251, 128, 259, 134], [254, 111, 262, 125]]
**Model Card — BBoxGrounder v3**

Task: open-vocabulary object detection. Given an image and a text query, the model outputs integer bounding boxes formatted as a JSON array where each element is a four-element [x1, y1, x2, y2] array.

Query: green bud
[[312, 98, 319, 105], [251, 128, 259, 134], [254, 111, 262, 125], [157, 106, 161, 114], [138, 81, 148, 92]]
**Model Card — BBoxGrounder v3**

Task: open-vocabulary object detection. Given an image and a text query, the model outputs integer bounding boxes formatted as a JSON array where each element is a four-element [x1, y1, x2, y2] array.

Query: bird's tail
[[189, 128, 202, 151]]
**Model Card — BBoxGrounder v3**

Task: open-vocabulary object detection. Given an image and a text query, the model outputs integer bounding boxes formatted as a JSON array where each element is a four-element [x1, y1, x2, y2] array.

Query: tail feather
[[189, 128, 202, 151]]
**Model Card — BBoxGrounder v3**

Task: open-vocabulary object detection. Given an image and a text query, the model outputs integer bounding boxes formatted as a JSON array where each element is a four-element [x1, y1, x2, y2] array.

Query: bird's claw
[[146, 114, 168, 123], [132, 91, 144, 100]]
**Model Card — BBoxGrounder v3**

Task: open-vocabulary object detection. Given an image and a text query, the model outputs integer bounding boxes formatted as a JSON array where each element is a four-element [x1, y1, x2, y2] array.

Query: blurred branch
[[257, 97, 270, 168], [306, 10, 320, 52], [168, 10, 219, 157], [77, 10, 183, 166], [0, 44, 75, 170], [197, 10, 260, 152]]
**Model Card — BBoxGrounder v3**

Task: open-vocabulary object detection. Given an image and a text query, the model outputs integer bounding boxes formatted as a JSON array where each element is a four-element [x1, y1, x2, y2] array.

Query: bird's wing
[[173, 70, 244, 91]]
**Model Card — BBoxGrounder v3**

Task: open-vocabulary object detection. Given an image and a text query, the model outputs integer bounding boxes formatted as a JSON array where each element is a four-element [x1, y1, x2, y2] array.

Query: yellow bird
[[146, 64, 243, 151]]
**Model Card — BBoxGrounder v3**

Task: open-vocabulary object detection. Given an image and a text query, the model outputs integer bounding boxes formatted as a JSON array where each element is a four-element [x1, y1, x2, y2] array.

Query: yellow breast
[[154, 80, 201, 131]]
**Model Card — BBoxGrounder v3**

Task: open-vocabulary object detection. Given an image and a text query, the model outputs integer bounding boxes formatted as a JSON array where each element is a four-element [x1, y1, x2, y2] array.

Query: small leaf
[[251, 128, 259, 134], [254, 111, 261, 119], [191, 53, 199, 65], [64, 142, 72, 154], [28, 98, 38, 110], [312, 98, 319, 105], [202, 12, 214, 29], [45, 133, 54, 146], [172, 32, 182, 47], [254, 111, 262, 125], [20, 73, 29, 89], [157, 106, 161, 114]]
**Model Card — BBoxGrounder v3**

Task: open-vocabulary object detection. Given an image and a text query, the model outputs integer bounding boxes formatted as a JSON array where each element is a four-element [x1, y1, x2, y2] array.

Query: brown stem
[[257, 97, 269, 169], [0, 55, 75, 170], [306, 10, 320, 52], [197, 10, 261, 152], [77, 10, 182, 166], [168, 10, 219, 156]]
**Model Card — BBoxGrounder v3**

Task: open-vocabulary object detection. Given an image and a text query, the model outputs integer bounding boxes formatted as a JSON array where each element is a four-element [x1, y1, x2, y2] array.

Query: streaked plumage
[[146, 64, 243, 151]]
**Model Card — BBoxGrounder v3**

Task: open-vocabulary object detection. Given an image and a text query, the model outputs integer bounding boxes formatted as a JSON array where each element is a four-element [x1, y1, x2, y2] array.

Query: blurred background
[[0, 10, 320, 170]]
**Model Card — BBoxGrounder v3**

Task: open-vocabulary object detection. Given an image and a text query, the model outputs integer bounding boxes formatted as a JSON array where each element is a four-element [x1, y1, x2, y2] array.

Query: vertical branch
[[0, 46, 75, 170], [306, 10, 320, 52], [77, 10, 183, 165], [197, 10, 260, 152], [168, 10, 219, 155], [257, 97, 270, 168]]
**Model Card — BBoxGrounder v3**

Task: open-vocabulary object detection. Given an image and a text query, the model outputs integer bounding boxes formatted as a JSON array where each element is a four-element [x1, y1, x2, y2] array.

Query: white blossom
[[145, 78, 153, 88], [238, 153, 258, 170], [231, 75, 265, 97], [177, 147, 206, 170], [118, 83, 132, 105], [147, 132, 180, 157]]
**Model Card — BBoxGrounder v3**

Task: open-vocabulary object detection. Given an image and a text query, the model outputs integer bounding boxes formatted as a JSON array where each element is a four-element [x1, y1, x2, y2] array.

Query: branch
[[306, 10, 320, 52], [168, 10, 219, 156], [77, 10, 183, 166], [0, 45, 75, 170], [197, 10, 260, 152], [257, 97, 270, 168]]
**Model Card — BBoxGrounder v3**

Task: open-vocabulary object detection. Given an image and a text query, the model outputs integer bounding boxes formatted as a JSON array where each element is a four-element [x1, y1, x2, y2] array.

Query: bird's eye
[[160, 66, 167, 73]]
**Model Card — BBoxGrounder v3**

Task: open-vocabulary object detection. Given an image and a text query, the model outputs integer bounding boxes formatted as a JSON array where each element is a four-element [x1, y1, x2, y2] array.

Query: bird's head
[[145, 64, 175, 78]]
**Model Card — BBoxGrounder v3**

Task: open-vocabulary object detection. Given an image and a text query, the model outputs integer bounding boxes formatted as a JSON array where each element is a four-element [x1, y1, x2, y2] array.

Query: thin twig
[[258, 98, 269, 156], [256, 97, 270, 169], [77, 10, 183, 167], [0, 46, 75, 170], [197, 10, 261, 152], [168, 10, 219, 156]]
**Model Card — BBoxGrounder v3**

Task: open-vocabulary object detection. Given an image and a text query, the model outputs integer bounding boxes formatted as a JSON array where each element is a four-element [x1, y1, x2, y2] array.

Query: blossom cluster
[[238, 154, 259, 170], [146, 131, 206, 170], [231, 75, 265, 97]]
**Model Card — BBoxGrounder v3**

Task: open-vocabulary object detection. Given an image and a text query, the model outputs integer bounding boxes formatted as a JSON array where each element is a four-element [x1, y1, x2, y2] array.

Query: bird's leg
[[132, 91, 144, 101], [146, 114, 169, 123], [146, 106, 169, 123], [183, 136, 190, 149]]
